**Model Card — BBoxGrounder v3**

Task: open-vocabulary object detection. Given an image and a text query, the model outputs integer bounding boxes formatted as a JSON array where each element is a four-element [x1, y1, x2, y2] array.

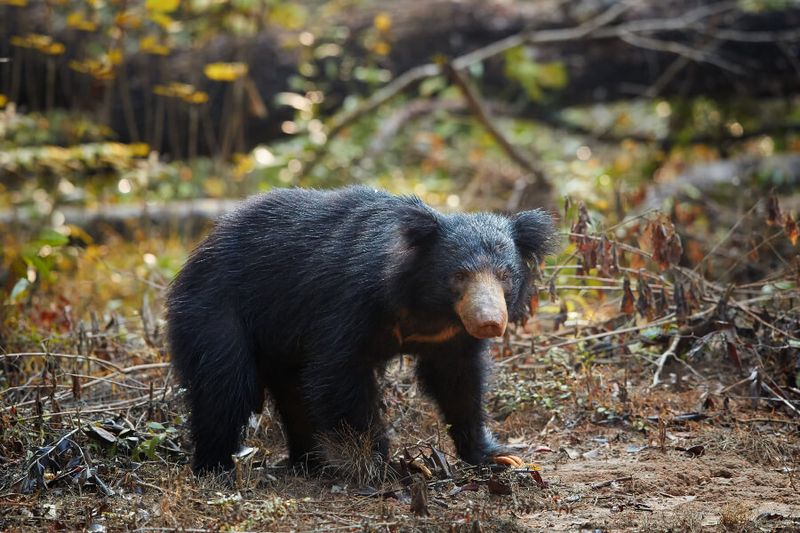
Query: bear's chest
[[386, 309, 466, 354]]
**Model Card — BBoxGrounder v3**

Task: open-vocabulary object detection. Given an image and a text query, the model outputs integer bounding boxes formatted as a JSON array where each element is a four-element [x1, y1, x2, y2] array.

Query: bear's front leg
[[416, 339, 521, 466]]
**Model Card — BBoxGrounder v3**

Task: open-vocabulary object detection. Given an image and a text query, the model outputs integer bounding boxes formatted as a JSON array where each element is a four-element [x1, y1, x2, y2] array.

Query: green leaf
[[419, 76, 446, 97], [37, 228, 69, 247], [536, 62, 567, 89], [24, 254, 51, 281], [503, 46, 568, 101], [134, 436, 160, 461], [267, 3, 308, 30]]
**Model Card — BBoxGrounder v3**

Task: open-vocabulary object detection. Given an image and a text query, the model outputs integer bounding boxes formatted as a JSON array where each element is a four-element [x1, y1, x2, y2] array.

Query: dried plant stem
[[651, 335, 681, 388]]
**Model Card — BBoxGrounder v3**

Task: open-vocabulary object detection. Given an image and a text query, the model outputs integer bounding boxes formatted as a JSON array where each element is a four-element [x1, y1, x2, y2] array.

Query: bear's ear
[[398, 201, 440, 246], [512, 209, 557, 263]]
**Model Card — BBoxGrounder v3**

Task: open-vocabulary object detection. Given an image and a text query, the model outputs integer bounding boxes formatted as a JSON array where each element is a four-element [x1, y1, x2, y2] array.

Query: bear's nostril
[[476, 321, 505, 338]]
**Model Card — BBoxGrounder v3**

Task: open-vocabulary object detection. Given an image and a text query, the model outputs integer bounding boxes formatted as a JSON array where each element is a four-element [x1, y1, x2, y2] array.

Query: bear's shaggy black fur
[[166, 186, 556, 473]]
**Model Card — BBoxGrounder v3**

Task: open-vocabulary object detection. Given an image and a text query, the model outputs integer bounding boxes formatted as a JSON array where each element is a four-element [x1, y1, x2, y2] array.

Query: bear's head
[[398, 200, 557, 339]]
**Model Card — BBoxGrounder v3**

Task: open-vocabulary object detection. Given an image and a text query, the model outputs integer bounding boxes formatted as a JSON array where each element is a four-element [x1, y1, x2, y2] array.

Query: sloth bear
[[166, 186, 556, 474]]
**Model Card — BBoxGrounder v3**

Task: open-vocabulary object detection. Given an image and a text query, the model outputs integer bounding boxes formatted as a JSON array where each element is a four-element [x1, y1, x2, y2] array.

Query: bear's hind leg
[[182, 322, 264, 474], [266, 377, 317, 467]]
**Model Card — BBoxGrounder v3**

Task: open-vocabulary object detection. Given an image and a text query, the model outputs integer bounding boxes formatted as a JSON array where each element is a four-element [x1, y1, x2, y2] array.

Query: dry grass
[[316, 425, 396, 486]]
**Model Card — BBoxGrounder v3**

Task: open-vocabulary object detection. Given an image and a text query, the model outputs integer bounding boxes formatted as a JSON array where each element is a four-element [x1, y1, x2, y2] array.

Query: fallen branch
[[446, 62, 548, 190], [0, 199, 239, 240], [761, 381, 800, 417]]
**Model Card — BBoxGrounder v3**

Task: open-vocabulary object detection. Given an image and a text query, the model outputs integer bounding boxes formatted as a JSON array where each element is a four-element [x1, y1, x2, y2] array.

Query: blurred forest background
[[2, 0, 800, 531]]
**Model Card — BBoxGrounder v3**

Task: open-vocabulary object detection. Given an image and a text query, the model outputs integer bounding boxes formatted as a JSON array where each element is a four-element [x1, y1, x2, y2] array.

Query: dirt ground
[[2, 353, 799, 532]]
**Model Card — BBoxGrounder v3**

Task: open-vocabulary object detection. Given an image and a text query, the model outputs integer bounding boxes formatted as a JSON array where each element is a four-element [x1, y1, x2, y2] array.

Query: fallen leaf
[[530, 469, 547, 488], [487, 476, 512, 495], [449, 482, 480, 496], [685, 445, 705, 457]]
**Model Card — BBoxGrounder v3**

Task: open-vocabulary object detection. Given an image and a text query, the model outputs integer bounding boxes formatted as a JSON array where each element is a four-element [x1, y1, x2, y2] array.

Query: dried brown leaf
[[530, 469, 547, 488], [641, 215, 682, 270], [636, 273, 653, 320], [529, 291, 539, 317], [569, 202, 590, 243], [723, 328, 742, 370], [784, 213, 798, 246], [767, 193, 782, 226], [621, 277, 635, 315], [487, 475, 512, 495]]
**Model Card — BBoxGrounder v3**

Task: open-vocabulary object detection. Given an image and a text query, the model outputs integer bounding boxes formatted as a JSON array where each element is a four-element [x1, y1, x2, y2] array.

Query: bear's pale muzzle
[[455, 272, 508, 339]]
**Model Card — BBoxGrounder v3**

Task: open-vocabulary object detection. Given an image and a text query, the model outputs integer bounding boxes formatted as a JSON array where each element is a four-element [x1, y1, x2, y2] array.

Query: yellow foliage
[[128, 143, 151, 157], [374, 12, 391, 32], [149, 12, 174, 30], [203, 177, 226, 197], [0, 94, 6, 108], [152, 84, 172, 96], [183, 91, 209, 105], [203, 62, 248, 82], [232, 153, 255, 179], [65, 225, 94, 246], [167, 83, 194, 99], [10, 34, 51, 49], [152, 83, 207, 105], [140, 35, 171, 56], [107, 48, 123, 65], [145, 0, 179, 14], [10, 34, 66, 56], [115, 11, 142, 29], [41, 42, 66, 56], [373, 41, 390, 56], [66, 12, 98, 32], [267, 3, 308, 30], [68, 58, 115, 80], [0, 0, 28, 6]]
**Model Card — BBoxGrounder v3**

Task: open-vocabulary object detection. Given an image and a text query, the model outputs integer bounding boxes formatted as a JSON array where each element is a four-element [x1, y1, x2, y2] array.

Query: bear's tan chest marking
[[392, 319, 462, 346], [403, 325, 461, 344]]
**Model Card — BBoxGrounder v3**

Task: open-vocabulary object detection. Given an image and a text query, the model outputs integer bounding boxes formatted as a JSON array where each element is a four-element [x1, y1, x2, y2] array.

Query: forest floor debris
[[2, 194, 800, 531]]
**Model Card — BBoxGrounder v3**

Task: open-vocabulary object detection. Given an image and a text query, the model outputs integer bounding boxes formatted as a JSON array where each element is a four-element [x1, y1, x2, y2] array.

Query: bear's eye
[[454, 272, 467, 282], [497, 270, 510, 282]]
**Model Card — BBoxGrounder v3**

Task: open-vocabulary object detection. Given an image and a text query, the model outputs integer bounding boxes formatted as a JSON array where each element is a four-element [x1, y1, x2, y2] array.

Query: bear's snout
[[455, 272, 508, 339]]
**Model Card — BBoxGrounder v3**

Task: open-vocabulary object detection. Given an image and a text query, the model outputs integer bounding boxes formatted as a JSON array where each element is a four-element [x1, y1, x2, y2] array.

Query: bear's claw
[[492, 454, 524, 467]]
